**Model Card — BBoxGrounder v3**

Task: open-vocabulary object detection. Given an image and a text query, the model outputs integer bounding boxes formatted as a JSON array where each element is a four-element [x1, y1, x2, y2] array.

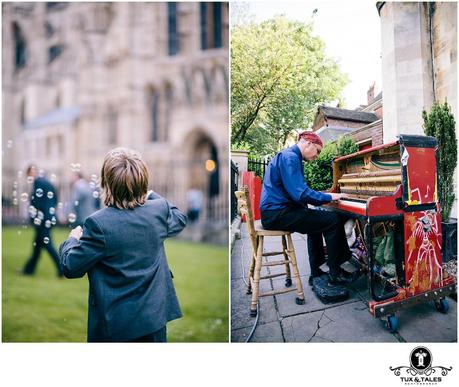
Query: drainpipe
[[428, 2, 437, 102]]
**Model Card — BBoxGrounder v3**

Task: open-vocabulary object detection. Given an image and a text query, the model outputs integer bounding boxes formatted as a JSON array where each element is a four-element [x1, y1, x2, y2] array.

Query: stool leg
[[287, 234, 305, 305], [282, 235, 292, 287], [246, 244, 257, 294], [250, 235, 264, 316]]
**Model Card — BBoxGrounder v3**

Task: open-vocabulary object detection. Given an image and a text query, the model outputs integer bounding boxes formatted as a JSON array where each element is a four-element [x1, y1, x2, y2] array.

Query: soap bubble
[[17, 171, 23, 178], [28, 205, 37, 218], [49, 207, 55, 215], [13, 181, 18, 188], [43, 237, 49, 244], [12, 190, 17, 197], [68, 213, 76, 223], [51, 216, 57, 226], [91, 174, 97, 181], [20, 192, 28, 202], [89, 181, 96, 189], [37, 211, 44, 220], [38, 169, 45, 177], [57, 202, 63, 209], [35, 188, 43, 197], [92, 191, 99, 199], [74, 200, 79, 206], [27, 176, 34, 184], [50, 173, 57, 183], [13, 198, 18, 206], [47, 191, 54, 199], [17, 230, 22, 236], [6, 140, 13, 148], [45, 220, 52, 228], [34, 218, 42, 226]]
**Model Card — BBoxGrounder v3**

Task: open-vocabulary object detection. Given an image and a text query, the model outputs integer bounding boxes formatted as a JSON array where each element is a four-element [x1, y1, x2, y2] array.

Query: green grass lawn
[[2, 226, 228, 342]]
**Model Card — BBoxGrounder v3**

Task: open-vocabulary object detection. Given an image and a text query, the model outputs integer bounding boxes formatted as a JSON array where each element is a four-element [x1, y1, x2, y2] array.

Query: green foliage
[[231, 16, 348, 154], [304, 136, 358, 191], [422, 101, 457, 221], [2, 226, 228, 342]]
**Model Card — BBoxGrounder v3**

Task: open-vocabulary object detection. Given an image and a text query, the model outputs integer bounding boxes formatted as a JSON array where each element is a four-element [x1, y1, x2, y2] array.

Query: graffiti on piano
[[405, 210, 443, 295]]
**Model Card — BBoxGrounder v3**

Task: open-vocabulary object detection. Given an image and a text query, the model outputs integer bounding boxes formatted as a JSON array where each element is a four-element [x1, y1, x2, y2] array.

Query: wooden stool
[[235, 186, 305, 316]]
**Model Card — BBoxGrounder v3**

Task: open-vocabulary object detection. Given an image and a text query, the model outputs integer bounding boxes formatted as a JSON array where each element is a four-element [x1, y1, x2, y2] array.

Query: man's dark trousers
[[23, 225, 62, 276], [261, 206, 351, 278]]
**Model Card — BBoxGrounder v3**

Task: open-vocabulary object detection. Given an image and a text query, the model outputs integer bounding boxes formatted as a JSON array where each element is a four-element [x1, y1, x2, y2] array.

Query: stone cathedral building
[[2, 2, 229, 241]]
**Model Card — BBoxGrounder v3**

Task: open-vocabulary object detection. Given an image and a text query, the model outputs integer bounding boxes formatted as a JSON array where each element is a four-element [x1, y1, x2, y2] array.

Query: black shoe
[[308, 268, 328, 286], [329, 268, 360, 285], [312, 274, 349, 304]]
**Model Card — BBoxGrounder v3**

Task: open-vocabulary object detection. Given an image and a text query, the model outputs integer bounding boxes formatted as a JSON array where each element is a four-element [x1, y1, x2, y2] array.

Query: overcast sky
[[243, 0, 382, 110]]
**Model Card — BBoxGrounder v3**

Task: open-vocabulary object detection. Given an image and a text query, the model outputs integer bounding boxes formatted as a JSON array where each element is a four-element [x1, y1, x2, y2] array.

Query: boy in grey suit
[[59, 148, 187, 342]]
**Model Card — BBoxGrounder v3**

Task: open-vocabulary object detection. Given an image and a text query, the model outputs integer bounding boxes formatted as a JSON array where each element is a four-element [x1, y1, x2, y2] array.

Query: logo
[[390, 346, 452, 385]]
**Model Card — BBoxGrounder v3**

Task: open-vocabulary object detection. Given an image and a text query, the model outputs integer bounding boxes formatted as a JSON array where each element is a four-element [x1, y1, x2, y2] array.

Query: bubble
[[49, 207, 55, 215], [33, 242, 36, 247], [43, 237, 49, 244], [70, 163, 81, 172], [13, 198, 18, 206], [12, 190, 17, 197], [68, 213, 76, 223], [38, 169, 45, 177], [57, 202, 63, 209], [34, 217, 42, 226], [17, 171, 23, 178], [27, 176, 34, 184], [51, 216, 57, 226], [50, 173, 57, 183], [45, 220, 52, 228], [74, 201, 79, 206], [6, 140, 13, 148], [37, 211, 44, 220], [89, 181, 96, 189], [35, 188, 43, 197], [47, 191, 54, 199], [91, 174, 97, 181], [20, 192, 28, 202], [17, 230, 22, 235], [92, 191, 99, 199], [28, 205, 37, 218], [13, 181, 18, 188]]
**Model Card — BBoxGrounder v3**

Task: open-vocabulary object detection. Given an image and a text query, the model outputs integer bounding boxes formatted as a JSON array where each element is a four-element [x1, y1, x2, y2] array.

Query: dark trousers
[[23, 226, 62, 276], [129, 326, 167, 343], [261, 207, 351, 278]]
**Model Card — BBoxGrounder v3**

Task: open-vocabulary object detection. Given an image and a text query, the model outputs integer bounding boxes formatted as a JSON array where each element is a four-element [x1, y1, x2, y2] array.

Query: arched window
[[107, 107, 118, 145], [150, 89, 160, 142], [167, 3, 179, 55], [12, 22, 27, 70], [200, 2, 223, 50]]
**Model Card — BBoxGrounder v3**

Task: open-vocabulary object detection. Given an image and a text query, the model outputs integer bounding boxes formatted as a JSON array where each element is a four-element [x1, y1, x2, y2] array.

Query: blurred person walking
[[70, 171, 98, 226], [22, 165, 63, 277]]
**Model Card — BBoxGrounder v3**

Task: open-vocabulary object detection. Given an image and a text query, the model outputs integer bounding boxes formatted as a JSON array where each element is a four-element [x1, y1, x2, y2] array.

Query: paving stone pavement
[[231, 223, 457, 343]]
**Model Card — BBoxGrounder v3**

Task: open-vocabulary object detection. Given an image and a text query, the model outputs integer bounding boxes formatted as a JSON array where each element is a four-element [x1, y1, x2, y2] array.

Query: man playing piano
[[260, 131, 359, 302]]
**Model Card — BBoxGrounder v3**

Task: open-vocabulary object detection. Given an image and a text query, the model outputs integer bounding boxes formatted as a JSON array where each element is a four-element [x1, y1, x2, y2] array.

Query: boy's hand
[[69, 226, 83, 240]]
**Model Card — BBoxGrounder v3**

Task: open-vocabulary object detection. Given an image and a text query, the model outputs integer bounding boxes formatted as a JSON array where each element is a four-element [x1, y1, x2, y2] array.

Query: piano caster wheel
[[250, 309, 257, 317], [295, 297, 305, 305], [434, 298, 449, 314], [285, 278, 292, 287], [386, 315, 398, 333]]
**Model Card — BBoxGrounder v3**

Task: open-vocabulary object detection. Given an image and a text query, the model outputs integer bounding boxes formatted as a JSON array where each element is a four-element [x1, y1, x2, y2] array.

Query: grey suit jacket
[[59, 192, 187, 342]]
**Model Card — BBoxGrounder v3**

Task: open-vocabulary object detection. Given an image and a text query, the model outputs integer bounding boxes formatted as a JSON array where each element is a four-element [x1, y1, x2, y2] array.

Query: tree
[[304, 136, 358, 191], [422, 101, 457, 222], [231, 16, 348, 154]]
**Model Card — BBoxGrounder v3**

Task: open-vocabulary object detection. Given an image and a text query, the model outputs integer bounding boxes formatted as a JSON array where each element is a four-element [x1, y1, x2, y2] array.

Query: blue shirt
[[260, 144, 332, 211]]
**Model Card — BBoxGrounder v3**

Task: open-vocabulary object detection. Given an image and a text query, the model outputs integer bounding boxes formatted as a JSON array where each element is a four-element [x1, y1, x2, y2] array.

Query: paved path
[[231, 223, 457, 343]]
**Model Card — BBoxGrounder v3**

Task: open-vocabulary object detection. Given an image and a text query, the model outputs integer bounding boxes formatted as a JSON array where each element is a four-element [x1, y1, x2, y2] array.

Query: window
[[200, 2, 223, 50], [107, 108, 118, 145], [20, 98, 26, 125], [167, 3, 179, 56], [150, 90, 160, 142], [12, 22, 27, 70], [164, 84, 173, 138], [48, 44, 64, 63]]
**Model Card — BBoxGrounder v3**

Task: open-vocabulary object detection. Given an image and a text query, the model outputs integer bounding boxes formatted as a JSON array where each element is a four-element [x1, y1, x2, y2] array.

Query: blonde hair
[[101, 147, 149, 209]]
